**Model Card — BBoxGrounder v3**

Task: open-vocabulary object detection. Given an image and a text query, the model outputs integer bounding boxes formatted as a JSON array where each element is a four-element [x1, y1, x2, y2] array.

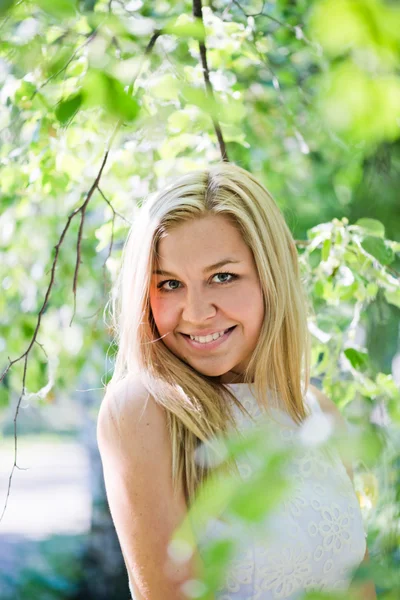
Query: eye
[[156, 272, 238, 293], [212, 272, 237, 284], [157, 279, 180, 292]]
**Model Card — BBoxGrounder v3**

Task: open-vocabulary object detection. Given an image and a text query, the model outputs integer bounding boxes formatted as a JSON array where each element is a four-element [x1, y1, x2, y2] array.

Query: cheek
[[241, 285, 265, 331], [228, 285, 263, 316], [149, 292, 177, 331]]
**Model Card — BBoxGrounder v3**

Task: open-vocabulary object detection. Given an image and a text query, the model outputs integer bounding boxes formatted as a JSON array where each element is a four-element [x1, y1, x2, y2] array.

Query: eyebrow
[[152, 258, 242, 277]]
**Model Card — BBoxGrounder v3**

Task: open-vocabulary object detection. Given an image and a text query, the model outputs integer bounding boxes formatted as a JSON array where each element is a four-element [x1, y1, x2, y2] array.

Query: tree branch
[[0, 26, 163, 522], [96, 187, 131, 302], [193, 0, 229, 162]]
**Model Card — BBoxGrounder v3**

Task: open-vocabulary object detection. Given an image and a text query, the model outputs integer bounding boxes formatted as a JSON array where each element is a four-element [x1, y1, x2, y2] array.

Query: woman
[[97, 163, 376, 599]]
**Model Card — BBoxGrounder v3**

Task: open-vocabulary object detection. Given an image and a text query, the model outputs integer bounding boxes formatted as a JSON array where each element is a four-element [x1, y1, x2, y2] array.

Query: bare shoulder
[[96, 374, 168, 468], [96, 375, 196, 598]]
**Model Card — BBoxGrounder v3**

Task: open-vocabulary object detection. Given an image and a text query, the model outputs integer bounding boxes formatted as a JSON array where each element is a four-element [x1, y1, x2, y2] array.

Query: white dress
[[194, 383, 367, 599], [128, 383, 367, 599]]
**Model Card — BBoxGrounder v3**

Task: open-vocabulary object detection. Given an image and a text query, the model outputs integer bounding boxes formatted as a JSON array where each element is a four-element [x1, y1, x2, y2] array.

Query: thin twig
[[69, 141, 114, 326], [98, 187, 131, 225], [31, 32, 97, 100], [230, 0, 315, 47], [97, 186, 131, 300], [0, 27, 163, 523], [193, 0, 229, 162]]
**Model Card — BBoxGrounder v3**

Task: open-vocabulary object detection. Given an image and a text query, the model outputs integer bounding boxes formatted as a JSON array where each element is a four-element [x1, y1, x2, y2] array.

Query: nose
[[181, 288, 217, 324]]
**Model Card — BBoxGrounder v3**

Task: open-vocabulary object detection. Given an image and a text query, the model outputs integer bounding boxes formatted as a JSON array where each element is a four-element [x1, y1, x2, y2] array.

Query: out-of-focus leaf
[[384, 289, 400, 309], [163, 15, 205, 41], [309, 0, 400, 66], [320, 61, 400, 146], [55, 93, 83, 124], [46, 48, 75, 78], [36, 0, 77, 18], [321, 238, 331, 261], [358, 428, 385, 466], [361, 236, 394, 265], [344, 347, 369, 371], [0, 0, 14, 15], [149, 74, 180, 101], [200, 538, 236, 593], [355, 218, 385, 238], [83, 70, 140, 122]]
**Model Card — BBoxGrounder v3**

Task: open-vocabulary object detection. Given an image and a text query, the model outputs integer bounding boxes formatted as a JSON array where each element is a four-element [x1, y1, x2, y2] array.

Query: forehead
[[154, 214, 250, 267]]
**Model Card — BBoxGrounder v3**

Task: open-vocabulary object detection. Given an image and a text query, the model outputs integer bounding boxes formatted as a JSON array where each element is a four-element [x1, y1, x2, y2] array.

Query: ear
[[308, 384, 354, 483]]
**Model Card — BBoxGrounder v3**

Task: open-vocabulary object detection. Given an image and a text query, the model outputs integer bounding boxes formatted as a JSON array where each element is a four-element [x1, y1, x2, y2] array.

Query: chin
[[198, 366, 235, 380], [181, 360, 226, 378]]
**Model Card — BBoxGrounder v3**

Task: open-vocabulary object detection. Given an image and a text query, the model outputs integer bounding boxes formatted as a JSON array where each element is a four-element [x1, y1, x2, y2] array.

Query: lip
[[180, 326, 236, 351], [181, 327, 233, 337]]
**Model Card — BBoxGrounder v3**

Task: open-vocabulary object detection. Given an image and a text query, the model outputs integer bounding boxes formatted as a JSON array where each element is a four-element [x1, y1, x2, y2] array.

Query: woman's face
[[149, 214, 265, 383]]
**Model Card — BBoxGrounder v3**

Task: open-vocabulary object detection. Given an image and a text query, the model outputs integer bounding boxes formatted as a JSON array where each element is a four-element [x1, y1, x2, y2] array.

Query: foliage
[[0, 534, 83, 600], [0, 0, 399, 598]]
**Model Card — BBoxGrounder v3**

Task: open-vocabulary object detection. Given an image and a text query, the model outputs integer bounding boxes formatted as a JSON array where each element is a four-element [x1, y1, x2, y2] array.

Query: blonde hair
[[106, 162, 311, 506]]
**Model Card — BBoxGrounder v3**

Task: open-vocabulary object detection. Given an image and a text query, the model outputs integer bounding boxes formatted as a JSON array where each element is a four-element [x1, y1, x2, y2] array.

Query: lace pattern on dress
[[195, 384, 367, 600]]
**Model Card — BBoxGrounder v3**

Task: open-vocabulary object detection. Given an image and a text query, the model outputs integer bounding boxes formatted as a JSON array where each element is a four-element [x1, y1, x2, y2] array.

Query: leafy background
[[0, 0, 399, 598]]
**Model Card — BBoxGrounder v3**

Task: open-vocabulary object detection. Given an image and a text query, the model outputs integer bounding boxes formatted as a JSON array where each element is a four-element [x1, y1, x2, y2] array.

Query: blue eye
[[157, 272, 238, 293]]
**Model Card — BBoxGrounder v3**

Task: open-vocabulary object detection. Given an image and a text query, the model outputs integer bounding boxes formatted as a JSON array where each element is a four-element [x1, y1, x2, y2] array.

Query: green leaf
[[46, 48, 75, 78], [0, 384, 9, 407], [355, 218, 385, 238], [36, 0, 77, 18], [358, 428, 385, 466], [387, 396, 400, 424], [309, 248, 322, 269], [201, 538, 236, 589], [309, 0, 400, 61], [344, 347, 369, 370], [0, 0, 14, 16], [150, 74, 180, 101], [55, 93, 83, 125], [0, 196, 17, 210], [83, 71, 140, 122], [361, 236, 394, 265], [179, 84, 219, 118], [384, 288, 400, 309], [14, 80, 37, 104], [163, 16, 205, 41], [321, 238, 331, 261]]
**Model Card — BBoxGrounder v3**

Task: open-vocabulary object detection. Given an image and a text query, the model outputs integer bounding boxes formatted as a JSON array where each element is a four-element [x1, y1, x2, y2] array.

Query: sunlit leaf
[[163, 15, 205, 41], [83, 70, 140, 122], [361, 236, 394, 265], [149, 74, 180, 100], [36, 0, 77, 18], [355, 218, 385, 237], [309, 0, 400, 67], [55, 93, 83, 124], [344, 347, 369, 370], [321, 238, 331, 261]]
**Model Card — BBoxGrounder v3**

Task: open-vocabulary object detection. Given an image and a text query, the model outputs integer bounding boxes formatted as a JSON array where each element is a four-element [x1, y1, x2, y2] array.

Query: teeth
[[190, 330, 227, 343]]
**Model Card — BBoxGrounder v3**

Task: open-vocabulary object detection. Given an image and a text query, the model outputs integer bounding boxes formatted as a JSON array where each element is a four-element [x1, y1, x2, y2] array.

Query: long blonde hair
[[106, 162, 311, 506]]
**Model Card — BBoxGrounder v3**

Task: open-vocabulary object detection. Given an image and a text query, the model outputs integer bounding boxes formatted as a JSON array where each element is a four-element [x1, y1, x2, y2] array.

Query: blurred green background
[[0, 0, 399, 598]]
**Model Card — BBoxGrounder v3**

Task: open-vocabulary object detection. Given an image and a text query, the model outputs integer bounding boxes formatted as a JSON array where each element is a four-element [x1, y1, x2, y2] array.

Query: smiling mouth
[[182, 326, 236, 339], [180, 326, 237, 350]]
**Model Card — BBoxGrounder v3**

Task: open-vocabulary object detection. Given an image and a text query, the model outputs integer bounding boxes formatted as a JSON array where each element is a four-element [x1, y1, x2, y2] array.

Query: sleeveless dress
[[129, 383, 367, 600], [195, 383, 367, 599]]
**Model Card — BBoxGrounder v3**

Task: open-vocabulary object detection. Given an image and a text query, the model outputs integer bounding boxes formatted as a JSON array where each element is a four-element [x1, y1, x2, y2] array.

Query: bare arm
[[96, 376, 210, 600], [309, 384, 377, 600]]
